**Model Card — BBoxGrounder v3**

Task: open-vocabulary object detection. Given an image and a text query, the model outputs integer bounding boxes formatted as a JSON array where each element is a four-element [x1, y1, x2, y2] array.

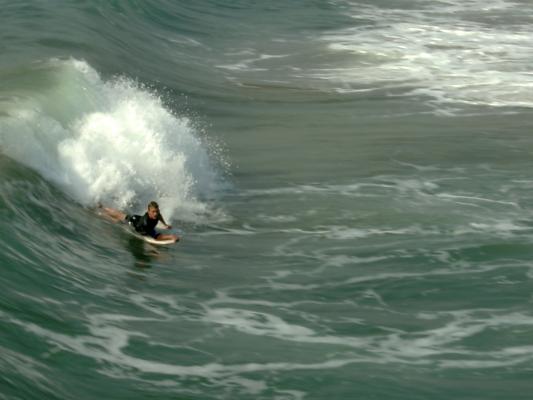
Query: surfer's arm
[[158, 214, 172, 229], [99, 205, 127, 222]]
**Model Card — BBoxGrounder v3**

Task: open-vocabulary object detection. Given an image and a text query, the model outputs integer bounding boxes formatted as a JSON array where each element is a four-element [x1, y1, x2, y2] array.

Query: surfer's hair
[[148, 201, 159, 210]]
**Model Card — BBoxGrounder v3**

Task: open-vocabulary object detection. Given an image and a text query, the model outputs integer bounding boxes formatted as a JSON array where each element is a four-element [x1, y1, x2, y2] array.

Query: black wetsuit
[[126, 212, 159, 238]]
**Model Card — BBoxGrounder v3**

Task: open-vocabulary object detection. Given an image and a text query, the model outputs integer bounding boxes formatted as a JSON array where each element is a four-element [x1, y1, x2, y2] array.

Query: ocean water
[[2, 1, 533, 399]]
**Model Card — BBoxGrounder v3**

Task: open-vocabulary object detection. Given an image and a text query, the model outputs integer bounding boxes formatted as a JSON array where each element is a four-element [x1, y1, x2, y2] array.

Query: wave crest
[[0, 59, 222, 221]]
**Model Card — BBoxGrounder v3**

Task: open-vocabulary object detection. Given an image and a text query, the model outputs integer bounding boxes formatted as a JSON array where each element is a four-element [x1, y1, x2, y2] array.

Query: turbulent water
[[2, 1, 533, 399]]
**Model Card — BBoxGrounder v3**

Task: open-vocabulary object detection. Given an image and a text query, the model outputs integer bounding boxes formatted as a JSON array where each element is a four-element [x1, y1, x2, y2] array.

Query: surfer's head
[[147, 201, 160, 219]]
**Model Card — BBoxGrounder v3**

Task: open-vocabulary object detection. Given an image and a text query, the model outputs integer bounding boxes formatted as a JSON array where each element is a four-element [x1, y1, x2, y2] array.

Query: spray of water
[[0, 59, 222, 221]]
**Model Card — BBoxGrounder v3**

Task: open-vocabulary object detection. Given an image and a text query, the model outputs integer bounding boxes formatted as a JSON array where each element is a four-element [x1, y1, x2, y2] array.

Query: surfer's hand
[[165, 224, 172, 229]]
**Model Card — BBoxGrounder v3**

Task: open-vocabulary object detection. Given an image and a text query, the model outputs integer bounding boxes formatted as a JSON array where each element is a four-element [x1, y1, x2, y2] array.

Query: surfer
[[99, 201, 180, 243]]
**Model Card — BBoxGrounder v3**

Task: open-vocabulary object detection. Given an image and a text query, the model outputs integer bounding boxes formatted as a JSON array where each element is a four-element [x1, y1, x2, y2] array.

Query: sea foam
[[318, 0, 533, 109]]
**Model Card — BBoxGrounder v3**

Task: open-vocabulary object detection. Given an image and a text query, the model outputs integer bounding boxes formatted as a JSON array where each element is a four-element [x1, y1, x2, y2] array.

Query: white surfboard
[[140, 235, 177, 246], [126, 226, 180, 246]]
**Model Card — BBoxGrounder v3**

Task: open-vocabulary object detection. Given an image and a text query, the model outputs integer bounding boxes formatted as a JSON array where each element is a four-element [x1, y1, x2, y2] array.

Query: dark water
[[2, 1, 533, 399]]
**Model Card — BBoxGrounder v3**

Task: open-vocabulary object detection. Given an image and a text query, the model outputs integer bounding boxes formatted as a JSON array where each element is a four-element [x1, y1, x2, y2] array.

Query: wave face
[[0, 59, 220, 220]]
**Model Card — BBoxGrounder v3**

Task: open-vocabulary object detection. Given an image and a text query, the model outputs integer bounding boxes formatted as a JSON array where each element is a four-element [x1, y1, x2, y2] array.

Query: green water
[[2, 1, 533, 399]]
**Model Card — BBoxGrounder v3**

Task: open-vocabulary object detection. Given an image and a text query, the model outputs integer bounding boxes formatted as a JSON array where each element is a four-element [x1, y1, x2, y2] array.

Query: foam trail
[[0, 59, 220, 220]]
